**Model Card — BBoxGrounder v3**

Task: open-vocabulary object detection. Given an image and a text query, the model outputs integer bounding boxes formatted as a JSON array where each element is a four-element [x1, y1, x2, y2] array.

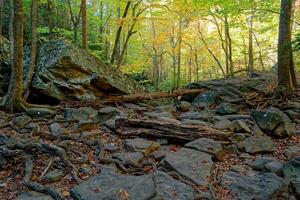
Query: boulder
[[238, 136, 276, 154], [222, 171, 287, 200], [25, 40, 143, 102], [16, 191, 54, 200], [228, 120, 251, 133], [163, 148, 213, 186], [252, 107, 294, 138], [282, 157, 300, 196], [70, 171, 194, 200], [123, 138, 160, 152], [192, 91, 218, 107], [216, 103, 240, 115], [176, 101, 192, 112]]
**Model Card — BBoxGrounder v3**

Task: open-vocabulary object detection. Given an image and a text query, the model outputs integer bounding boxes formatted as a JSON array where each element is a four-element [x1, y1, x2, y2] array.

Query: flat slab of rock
[[16, 191, 54, 200], [283, 157, 300, 196], [163, 148, 213, 186], [185, 138, 224, 160], [238, 136, 276, 153], [123, 138, 160, 152], [70, 171, 194, 200], [222, 171, 286, 200]]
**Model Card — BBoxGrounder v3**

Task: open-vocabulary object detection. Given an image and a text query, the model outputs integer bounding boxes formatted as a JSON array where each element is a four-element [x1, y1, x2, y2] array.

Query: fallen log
[[115, 118, 232, 141], [62, 88, 206, 108]]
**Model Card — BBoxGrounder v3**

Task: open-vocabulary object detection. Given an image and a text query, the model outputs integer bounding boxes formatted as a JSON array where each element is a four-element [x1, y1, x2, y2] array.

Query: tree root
[[23, 181, 66, 200]]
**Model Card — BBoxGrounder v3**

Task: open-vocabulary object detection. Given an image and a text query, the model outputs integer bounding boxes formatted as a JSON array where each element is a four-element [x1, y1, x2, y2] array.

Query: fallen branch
[[115, 118, 232, 141]]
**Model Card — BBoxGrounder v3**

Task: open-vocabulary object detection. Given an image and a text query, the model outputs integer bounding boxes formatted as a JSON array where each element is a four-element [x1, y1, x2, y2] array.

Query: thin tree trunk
[[23, 0, 38, 100], [277, 0, 295, 90], [253, 33, 265, 71], [81, 0, 87, 49], [47, 0, 54, 37], [110, 1, 131, 65], [176, 18, 182, 89], [3, 0, 24, 113], [224, 15, 233, 75], [9, 0, 14, 64], [0, 0, 4, 35], [248, 9, 254, 71]]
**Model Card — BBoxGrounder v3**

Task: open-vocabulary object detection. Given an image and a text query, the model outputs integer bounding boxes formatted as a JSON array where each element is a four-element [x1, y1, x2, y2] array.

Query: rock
[[252, 124, 264, 136], [214, 118, 232, 130], [153, 171, 194, 200], [152, 150, 166, 159], [79, 165, 92, 175], [216, 103, 240, 115], [25, 40, 142, 102], [176, 101, 192, 112], [0, 156, 7, 168], [16, 191, 54, 200], [12, 115, 32, 127], [285, 110, 300, 121], [0, 135, 8, 145], [26, 108, 56, 118], [222, 171, 287, 200], [265, 160, 283, 175], [157, 117, 181, 125], [104, 143, 119, 153], [230, 165, 251, 174], [49, 123, 65, 137], [282, 157, 300, 196], [163, 148, 213, 186], [70, 173, 155, 200], [123, 138, 160, 152], [192, 91, 218, 107], [104, 119, 116, 130], [250, 157, 274, 171], [123, 103, 147, 112], [230, 133, 247, 142], [238, 136, 276, 154], [228, 120, 251, 133], [284, 146, 300, 160], [65, 107, 98, 122], [181, 119, 212, 126], [144, 111, 174, 118], [98, 164, 118, 175], [98, 107, 121, 123], [179, 111, 209, 121], [155, 105, 176, 113], [76, 120, 95, 132], [70, 171, 194, 200], [185, 138, 224, 161], [43, 169, 65, 182], [252, 107, 294, 138], [111, 152, 144, 163]]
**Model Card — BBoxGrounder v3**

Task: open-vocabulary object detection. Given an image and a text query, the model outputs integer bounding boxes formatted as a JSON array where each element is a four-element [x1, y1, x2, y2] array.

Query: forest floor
[[0, 73, 300, 200]]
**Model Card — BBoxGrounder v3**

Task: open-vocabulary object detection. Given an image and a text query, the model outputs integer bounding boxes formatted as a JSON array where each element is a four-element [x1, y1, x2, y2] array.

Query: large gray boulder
[[26, 40, 143, 101]]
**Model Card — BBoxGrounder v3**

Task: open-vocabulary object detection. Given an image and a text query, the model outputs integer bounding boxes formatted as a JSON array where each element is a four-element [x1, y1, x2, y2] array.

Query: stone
[[282, 157, 300, 196], [25, 40, 142, 102], [192, 91, 218, 107], [76, 120, 95, 132], [214, 118, 232, 130], [104, 119, 116, 130], [185, 138, 224, 161], [111, 152, 144, 163], [12, 115, 32, 127], [104, 143, 119, 153], [216, 103, 240, 115], [222, 171, 287, 200], [163, 148, 213, 186], [179, 111, 209, 121], [252, 124, 264, 136], [238, 136, 276, 154], [26, 108, 56, 118], [152, 150, 166, 160], [265, 160, 283, 175], [176, 101, 192, 112], [70, 171, 194, 200], [250, 157, 274, 171], [98, 164, 118, 175], [70, 173, 155, 200], [153, 171, 194, 200], [284, 145, 300, 160], [0, 157, 7, 168], [16, 191, 54, 200], [0, 135, 8, 145], [98, 107, 121, 123], [65, 107, 98, 122], [43, 169, 65, 182], [144, 111, 174, 118], [157, 117, 181, 125], [252, 107, 294, 138], [228, 120, 251, 133], [123, 138, 160, 152], [123, 103, 147, 112], [79, 165, 92, 175], [181, 119, 211, 126], [49, 123, 65, 137], [230, 133, 247, 142]]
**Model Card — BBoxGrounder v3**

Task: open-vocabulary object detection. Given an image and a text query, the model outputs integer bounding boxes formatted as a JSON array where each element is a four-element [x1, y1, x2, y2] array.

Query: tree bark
[[9, 0, 14, 64], [23, 0, 38, 100], [81, 0, 87, 49], [248, 8, 254, 72], [47, 0, 54, 37], [224, 14, 233, 75], [0, 0, 4, 35], [277, 0, 295, 90], [2, 0, 24, 113]]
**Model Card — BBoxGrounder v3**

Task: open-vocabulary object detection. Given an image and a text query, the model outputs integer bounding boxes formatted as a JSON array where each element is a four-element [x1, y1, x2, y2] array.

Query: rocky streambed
[[0, 73, 300, 200]]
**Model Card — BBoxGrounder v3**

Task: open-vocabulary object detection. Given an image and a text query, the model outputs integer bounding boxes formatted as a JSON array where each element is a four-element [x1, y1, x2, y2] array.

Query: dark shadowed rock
[[144, 111, 174, 118], [176, 101, 192, 112], [228, 120, 251, 133], [111, 152, 144, 163], [284, 146, 300, 160], [43, 169, 66, 182], [185, 138, 224, 161], [222, 171, 287, 200], [252, 107, 294, 138], [49, 123, 65, 137], [163, 148, 213, 186], [283, 157, 300, 196], [12, 115, 32, 128], [123, 138, 160, 152], [26, 108, 56, 118], [70, 171, 194, 200], [26, 40, 143, 101], [216, 103, 240, 115], [192, 91, 218, 107], [238, 136, 276, 153], [16, 191, 54, 200], [265, 160, 283, 175]]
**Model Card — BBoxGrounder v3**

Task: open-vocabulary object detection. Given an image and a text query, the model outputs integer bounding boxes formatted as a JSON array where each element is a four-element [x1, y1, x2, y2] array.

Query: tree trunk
[[23, 0, 38, 100], [3, 0, 24, 113], [224, 15, 233, 75], [0, 0, 4, 35], [9, 0, 14, 64], [248, 11, 254, 71], [81, 0, 87, 49], [110, 1, 131, 65], [47, 0, 54, 37], [277, 0, 295, 90]]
